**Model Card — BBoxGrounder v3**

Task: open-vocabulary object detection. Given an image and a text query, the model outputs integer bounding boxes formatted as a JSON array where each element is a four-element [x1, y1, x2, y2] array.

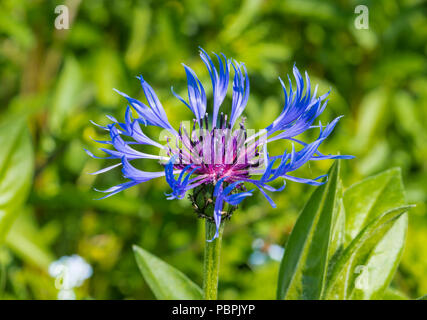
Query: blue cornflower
[[87, 48, 353, 241]]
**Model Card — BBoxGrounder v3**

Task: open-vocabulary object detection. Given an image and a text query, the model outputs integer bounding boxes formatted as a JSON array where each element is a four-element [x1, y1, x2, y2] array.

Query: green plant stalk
[[203, 220, 224, 300]]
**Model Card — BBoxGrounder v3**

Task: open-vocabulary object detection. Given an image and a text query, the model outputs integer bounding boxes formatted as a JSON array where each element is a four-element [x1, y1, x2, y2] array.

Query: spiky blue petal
[[229, 61, 250, 128], [114, 77, 176, 134], [172, 64, 207, 126], [199, 48, 230, 128]]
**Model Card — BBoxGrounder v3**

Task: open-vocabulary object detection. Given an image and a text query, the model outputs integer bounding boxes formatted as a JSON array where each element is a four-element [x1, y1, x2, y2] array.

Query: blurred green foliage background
[[0, 0, 426, 299]]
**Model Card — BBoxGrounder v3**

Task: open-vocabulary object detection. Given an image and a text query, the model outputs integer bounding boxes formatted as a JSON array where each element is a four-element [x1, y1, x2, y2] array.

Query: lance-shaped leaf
[[277, 160, 341, 300], [328, 181, 346, 259], [324, 205, 413, 300], [0, 117, 34, 242], [350, 213, 407, 300], [133, 245, 203, 300], [342, 169, 408, 300], [344, 168, 405, 244], [326, 197, 346, 284]]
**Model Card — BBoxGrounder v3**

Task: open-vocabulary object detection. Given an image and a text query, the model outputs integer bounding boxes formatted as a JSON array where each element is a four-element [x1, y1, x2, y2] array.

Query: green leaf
[[383, 288, 409, 300], [342, 168, 408, 299], [324, 206, 413, 300], [350, 213, 407, 300], [353, 88, 388, 153], [48, 55, 83, 135], [325, 196, 346, 286], [277, 160, 341, 300], [328, 185, 345, 264], [5, 209, 54, 270], [133, 245, 203, 300], [344, 168, 405, 244], [124, 5, 151, 68], [0, 117, 34, 242], [93, 49, 125, 106], [417, 294, 427, 300]]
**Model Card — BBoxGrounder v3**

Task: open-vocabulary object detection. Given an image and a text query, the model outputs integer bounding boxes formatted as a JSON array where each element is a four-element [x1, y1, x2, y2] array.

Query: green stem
[[203, 220, 224, 300]]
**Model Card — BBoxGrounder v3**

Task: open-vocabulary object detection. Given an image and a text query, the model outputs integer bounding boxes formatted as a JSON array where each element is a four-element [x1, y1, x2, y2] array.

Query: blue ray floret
[[88, 48, 354, 240]]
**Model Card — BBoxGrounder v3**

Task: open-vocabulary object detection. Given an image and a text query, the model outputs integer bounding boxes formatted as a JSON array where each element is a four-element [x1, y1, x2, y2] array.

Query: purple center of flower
[[167, 113, 263, 186]]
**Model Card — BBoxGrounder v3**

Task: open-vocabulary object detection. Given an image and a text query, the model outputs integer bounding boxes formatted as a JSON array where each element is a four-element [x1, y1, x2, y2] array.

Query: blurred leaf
[[382, 288, 409, 300], [93, 49, 125, 106], [393, 90, 427, 149], [350, 29, 378, 51], [64, 139, 87, 173], [67, 22, 103, 48], [125, 5, 151, 69], [357, 140, 390, 176], [417, 294, 427, 300], [221, 0, 262, 42], [324, 206, 413, 300], [5, 209, 54, 270], [0, 117, 34, 242], [375, 53, 426, 85], [277, 160, 341, 300], [133, 245, 203, 300], [48, 55, 83, 135], [0, 9, 34, 49], [279, 0, 343, 25], [353, 88, 388, 152]]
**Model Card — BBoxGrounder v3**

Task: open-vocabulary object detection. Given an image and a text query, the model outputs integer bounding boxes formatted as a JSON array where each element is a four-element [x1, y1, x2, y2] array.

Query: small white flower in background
[[49, 254, 93, 300], [268, 244, 285, 261], [248, 238, 285, 266], [57, 289, 76, 300], [251, 238, 265, 250]]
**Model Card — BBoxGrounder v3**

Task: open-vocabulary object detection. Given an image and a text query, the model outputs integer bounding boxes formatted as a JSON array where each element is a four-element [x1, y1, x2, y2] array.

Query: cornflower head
[[87, 48, 353, 241]]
